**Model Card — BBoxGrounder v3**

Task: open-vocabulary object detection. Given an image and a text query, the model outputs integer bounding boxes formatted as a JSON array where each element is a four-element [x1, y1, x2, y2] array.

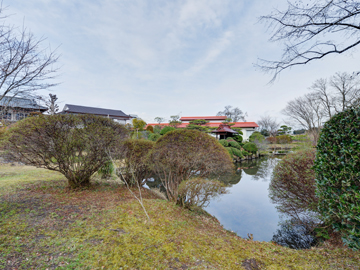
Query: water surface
[[206, 157, 281, 241]]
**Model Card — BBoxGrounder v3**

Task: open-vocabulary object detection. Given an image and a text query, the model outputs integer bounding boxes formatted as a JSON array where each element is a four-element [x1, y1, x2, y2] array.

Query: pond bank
[[1, 164, 359, 269]]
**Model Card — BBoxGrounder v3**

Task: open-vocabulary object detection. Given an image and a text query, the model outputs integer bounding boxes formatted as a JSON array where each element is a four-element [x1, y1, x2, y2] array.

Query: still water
[[206, 157, 281, 241]]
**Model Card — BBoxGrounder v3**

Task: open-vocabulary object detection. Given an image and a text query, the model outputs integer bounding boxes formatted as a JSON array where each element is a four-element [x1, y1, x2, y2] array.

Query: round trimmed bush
[[150, 129, 233, 201], [4, 114, 128, 188], [230, 147, 243, 158], [119, 139, 154, 186], [243, 142, 258, 153], [228, 141, 241, 149], [146, 125, 154, 133], [148, 133, 161, 142], [160, 126, 176, 135], [314, 108, 360, 249], [218, 139, 229, 147], [249, 131, 265, 143]]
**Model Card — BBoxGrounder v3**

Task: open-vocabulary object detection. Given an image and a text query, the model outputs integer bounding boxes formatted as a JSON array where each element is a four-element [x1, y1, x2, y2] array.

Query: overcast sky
[[4, 0, 360, 125]]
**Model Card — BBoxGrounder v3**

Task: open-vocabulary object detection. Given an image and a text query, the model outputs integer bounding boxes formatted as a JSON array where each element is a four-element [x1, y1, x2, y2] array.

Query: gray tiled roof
[[0, 96, 47, 110], [61, 104, 132, 119]]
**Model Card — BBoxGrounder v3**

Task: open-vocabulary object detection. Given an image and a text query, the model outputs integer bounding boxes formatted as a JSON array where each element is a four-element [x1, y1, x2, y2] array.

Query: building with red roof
[[146, 116, 259, 141]]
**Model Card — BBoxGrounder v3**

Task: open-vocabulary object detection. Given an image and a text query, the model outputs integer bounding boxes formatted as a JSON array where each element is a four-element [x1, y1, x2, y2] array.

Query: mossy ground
[[1, 164, 359, 269]]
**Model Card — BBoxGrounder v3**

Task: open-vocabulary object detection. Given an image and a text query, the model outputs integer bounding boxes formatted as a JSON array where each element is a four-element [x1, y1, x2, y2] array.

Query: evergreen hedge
[[314, 108, 360, 250]]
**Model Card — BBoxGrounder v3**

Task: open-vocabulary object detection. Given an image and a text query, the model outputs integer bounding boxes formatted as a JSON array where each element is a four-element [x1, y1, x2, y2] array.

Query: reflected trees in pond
[[272, 219, 318, 249], [269, 150, 322, 248], [240, 157, 279, 181]]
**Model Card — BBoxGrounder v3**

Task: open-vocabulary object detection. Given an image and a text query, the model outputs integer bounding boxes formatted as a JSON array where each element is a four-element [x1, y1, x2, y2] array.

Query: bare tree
[[257, 115, 279, 136], [154, 117, 165, 125], [0, 6, 59, 102], [217, 105, 247, 122], [259, 0, 360, 81], [330, 72, 360, 113]]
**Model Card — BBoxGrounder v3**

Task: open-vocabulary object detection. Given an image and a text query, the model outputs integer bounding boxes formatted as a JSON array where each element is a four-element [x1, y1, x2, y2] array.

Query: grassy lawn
[[1, 164, 359, 269]]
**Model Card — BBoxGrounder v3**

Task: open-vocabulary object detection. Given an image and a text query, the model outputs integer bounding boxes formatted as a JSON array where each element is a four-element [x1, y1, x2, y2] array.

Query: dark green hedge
[[314, 108, 360, 250]]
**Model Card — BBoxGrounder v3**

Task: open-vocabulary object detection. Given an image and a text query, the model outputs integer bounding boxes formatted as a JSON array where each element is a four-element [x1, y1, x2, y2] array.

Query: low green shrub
[[148, 133, 161, 142], [98, 160, 115, 179], [218, 139, 229, 147], [160, 126, 176, 135], [226, 147, 233, 158], [242, 150, 250, 156], [228, 141, 241, 149], [230, 147, 243, 158]]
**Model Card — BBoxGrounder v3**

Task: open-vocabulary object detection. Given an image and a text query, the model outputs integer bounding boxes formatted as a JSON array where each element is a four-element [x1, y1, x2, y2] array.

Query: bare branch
[[258, 0, 360, 81]]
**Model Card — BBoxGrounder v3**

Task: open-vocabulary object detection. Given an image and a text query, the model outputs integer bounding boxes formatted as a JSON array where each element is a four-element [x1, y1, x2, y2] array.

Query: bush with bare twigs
[[149, 129, 233, 202], [3, 114, 128, 188]]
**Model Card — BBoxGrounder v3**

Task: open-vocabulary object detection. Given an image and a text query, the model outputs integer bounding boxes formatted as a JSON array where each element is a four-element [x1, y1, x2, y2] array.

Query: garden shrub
[[269, 149, 318, 222], [242, 150, 250, 156], [148, 133, 161, 142], [249, 131, 265, 143], [266, 137, 277, 144], [218, 139, 229, 147], [314, 107, 360, 249], [276, 134, 292, 144], [233, 135, 243, 143], [118, 139, 155, 186], [230, 147, 243, 158], [226, 147, 233, 158], [178, 178, 228, 209], [243, 142, 258, 153], [149, 129, 233, 201], [160, 126, 176, 135], [146, 125, 154, 133], [228, 141, 241, 149], [226, 137, 236, 142], [98, 160, 115, 179], [4, 114, 128, 188]]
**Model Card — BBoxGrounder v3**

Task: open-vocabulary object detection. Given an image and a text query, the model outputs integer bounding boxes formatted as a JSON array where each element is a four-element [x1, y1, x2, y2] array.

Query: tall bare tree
[[283, 72, 360, 144], [217, 105, 247, 122], [0, 6, 59, 102], [257, 115, 279, 136], [259, 0, 360, 81]]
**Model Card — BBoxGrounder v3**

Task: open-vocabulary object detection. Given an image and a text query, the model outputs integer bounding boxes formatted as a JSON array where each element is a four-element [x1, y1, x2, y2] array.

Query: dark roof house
[[0, 96, 47, 111], [0, 96, 47, 122], [60, 104, 133, 122]]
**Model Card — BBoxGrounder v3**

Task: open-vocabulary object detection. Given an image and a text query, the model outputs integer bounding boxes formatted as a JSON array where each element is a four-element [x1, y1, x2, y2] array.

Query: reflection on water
[[206, 157, 281, 241]]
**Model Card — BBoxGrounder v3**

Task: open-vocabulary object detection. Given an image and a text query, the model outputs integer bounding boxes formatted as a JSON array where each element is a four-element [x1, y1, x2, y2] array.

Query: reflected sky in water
[[206, 157, 281, 241]]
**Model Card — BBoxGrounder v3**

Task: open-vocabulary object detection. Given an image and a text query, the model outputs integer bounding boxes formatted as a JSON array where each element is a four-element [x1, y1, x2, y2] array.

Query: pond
[[205, 157, 282, 241]]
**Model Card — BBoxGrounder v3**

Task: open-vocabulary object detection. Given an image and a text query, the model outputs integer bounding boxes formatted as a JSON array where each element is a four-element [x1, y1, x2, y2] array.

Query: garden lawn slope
[[0, 164, 359, 269]]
